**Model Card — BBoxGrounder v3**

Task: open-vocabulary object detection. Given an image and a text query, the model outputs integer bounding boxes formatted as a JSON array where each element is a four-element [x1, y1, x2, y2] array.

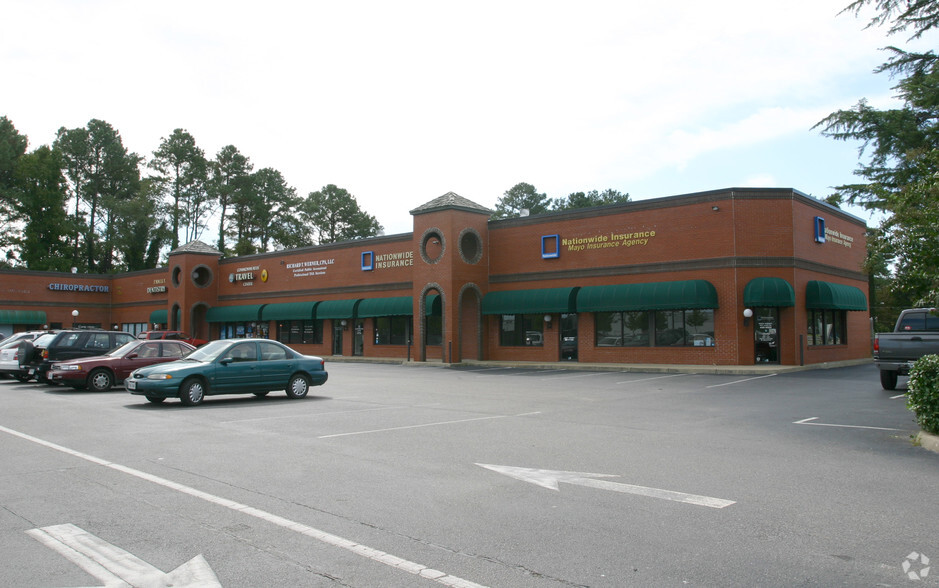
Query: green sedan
[[127, 338, 327, 406]]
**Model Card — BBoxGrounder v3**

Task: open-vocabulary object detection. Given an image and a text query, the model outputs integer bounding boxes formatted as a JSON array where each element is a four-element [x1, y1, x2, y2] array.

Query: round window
[[459, 229, 483, 265], [420, 230, 445, 264], [191, 265, 213, 288]]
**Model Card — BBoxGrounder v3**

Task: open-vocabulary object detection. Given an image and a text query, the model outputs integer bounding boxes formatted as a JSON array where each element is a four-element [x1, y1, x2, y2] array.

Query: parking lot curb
[[915, 431, 939, 454], [322, 356, 872, 376]]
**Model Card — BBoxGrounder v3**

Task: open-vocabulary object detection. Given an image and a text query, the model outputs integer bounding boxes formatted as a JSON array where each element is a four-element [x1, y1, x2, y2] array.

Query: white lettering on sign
[[375, 251, 414, 269], [824, 227, 854, 248], [286, 258, 335, 278]]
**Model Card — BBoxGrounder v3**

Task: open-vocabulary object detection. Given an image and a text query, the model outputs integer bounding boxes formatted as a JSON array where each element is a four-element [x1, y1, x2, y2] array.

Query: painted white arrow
[[27, 523, 220, 587], [476, 464, 735, 509]]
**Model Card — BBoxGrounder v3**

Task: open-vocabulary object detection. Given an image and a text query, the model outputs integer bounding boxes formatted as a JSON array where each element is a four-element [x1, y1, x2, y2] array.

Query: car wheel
[[880, 369, 898, 391], [179, 378, 205, 406], [145, 395, 165, 404], [286, 374, 309, 399], [253, 391, 269, 397], [87, 368, 113, 392]]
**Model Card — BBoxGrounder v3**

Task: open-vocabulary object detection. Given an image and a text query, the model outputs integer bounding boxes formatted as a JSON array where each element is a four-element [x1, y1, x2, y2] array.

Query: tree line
[[815, 0, 939, 330], [0, 119, 383, 272]]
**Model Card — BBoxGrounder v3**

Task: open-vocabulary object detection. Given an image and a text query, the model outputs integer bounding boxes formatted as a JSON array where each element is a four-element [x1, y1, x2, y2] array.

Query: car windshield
[[32, 333, 57, 348], [185, 340, 232, 362], [105, 341, 139, 357], [0, 337, 26, 350]]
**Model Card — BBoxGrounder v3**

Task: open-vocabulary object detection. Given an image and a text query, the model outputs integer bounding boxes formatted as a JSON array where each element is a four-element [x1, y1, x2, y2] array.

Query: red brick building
[[0, 188, 869, 367]]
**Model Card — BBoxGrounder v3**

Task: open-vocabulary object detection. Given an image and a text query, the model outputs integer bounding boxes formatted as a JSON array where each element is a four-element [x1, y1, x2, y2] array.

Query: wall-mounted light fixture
[[544, 314, 553, 329], [712, 205, 720, 211], [340, 319, 348, 330], [743, 308, 753, 327], [71, 309, 79, 327]]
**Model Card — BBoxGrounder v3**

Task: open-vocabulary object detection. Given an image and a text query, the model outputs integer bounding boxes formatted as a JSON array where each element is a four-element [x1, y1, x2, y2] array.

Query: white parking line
[[705, 374, 777, 388], [318, 411, 542, 439], [540, 372, 606, 381], [0, 424, 488, 588], [890, 393, 907, 400], [222, 405, 404, 424], [615, 373, 688, 385], [793, 417, 902, 431]]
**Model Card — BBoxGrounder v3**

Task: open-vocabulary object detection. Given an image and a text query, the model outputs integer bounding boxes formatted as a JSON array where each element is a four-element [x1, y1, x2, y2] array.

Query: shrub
[[908, 354, 939, 435]]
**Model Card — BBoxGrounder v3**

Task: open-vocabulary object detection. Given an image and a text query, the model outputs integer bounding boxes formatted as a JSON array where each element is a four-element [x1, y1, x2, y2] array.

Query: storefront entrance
[[333, 322, 343, 355], [560, 313, 578, 361], [353, 320, 364, 356], [753, 307, 779, 364]]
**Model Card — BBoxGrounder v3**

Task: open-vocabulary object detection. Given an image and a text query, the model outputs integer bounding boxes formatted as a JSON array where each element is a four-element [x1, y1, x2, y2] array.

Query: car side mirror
[[220, 357, 233, 365], [127, 353, 139, 359]]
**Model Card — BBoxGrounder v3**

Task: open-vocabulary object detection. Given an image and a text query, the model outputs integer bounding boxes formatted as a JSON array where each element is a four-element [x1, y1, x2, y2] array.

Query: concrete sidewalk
[[323, 355, 873, 376]]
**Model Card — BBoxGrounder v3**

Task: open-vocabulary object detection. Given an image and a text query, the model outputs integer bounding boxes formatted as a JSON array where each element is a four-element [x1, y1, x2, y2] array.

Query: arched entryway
[[458, 284, 483, 362], [419, 285, 444, 362], [191, 303, 209, 342]]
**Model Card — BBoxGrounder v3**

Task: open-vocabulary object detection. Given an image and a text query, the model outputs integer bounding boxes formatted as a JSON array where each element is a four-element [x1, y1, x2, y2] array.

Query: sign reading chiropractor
[[48, 283, 110, 293]]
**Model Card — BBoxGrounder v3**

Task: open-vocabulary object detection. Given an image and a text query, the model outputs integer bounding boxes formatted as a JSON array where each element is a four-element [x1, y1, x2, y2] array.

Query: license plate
[[126, 380, 136, 390], [28, 369, 34, 375]]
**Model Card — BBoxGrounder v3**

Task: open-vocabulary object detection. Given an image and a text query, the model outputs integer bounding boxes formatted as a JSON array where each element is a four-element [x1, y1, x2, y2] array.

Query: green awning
[[206, 304, 266, 322], [0, 310, 47, 324], [315, 299, 360, 320], [149, 309, 167, 324], [481, 287, 579, 315], [426, 294, 441, 316], [357, 296, 413, 317], [805, 281, 867, 311], [744, 277, 795, 307], [261, 301, 318, 321], [577, 280, 719, 311]]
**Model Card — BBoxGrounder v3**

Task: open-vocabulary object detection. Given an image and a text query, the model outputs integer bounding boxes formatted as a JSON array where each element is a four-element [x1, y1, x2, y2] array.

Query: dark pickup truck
[[873, 308, 939, 390]]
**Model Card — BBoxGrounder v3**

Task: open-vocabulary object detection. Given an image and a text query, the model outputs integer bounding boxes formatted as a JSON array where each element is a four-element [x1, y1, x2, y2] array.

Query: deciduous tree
[[301, 184, 382, 244]]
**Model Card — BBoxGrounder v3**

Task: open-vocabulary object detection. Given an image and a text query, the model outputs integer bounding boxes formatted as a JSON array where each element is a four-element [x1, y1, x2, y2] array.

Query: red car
[[49, 339, 196, 391], [137, 330, 208, 347]]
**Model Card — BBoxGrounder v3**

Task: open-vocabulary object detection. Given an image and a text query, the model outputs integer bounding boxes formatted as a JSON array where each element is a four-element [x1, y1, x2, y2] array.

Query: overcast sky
[[3, 1, 932, 237]]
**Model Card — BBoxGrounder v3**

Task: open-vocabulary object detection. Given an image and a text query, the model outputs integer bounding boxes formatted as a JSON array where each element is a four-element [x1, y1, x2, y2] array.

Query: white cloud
[[2, 0, 933, 235]]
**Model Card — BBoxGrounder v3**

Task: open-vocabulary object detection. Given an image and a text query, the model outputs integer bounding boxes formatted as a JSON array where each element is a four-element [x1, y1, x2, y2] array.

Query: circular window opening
[[459, 229, 482, 264], [171, 266, 182, 287], [191, 265, 213, 288], [421, 230, 445, 264]]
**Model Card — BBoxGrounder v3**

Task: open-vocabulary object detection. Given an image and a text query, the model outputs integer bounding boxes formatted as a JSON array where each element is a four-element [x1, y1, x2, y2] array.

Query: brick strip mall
[[0, 188, 870, 367]]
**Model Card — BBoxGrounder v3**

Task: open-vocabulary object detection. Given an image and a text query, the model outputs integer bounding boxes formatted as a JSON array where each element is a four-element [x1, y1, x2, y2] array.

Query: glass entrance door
[[332, 322, 344, 355], [753, 307, 779, 364], [560, 313, 578, 361], [353, 320, 364, 356]]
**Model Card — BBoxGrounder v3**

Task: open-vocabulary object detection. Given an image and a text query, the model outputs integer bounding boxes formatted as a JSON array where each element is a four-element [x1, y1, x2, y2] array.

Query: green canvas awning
[[149, 309, 167, 324], [261, 301, 318, 321], [744, 277, 795, 307], [357, 296, 413, 317], [577, 280, 719, 312], [481, 287, 579, 315], [206, 304, 266, 322], [315, 299, 360, 320], [805, 281, 867, 311], [0, 310, 47, 324], [426, 294, 441, 316]]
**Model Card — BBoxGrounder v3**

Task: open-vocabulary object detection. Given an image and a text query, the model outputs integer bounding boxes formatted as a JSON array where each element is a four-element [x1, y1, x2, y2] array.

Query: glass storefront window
[[499, 314, 543, 346], [374, 317, 410, 345], [653, 309, 715, 347], [808, 310, 846, 346], [276, 320, 323, 344]]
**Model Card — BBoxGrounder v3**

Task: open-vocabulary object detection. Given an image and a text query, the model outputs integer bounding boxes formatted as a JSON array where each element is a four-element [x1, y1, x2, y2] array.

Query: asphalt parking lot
[[0, 361, 936, 587]]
